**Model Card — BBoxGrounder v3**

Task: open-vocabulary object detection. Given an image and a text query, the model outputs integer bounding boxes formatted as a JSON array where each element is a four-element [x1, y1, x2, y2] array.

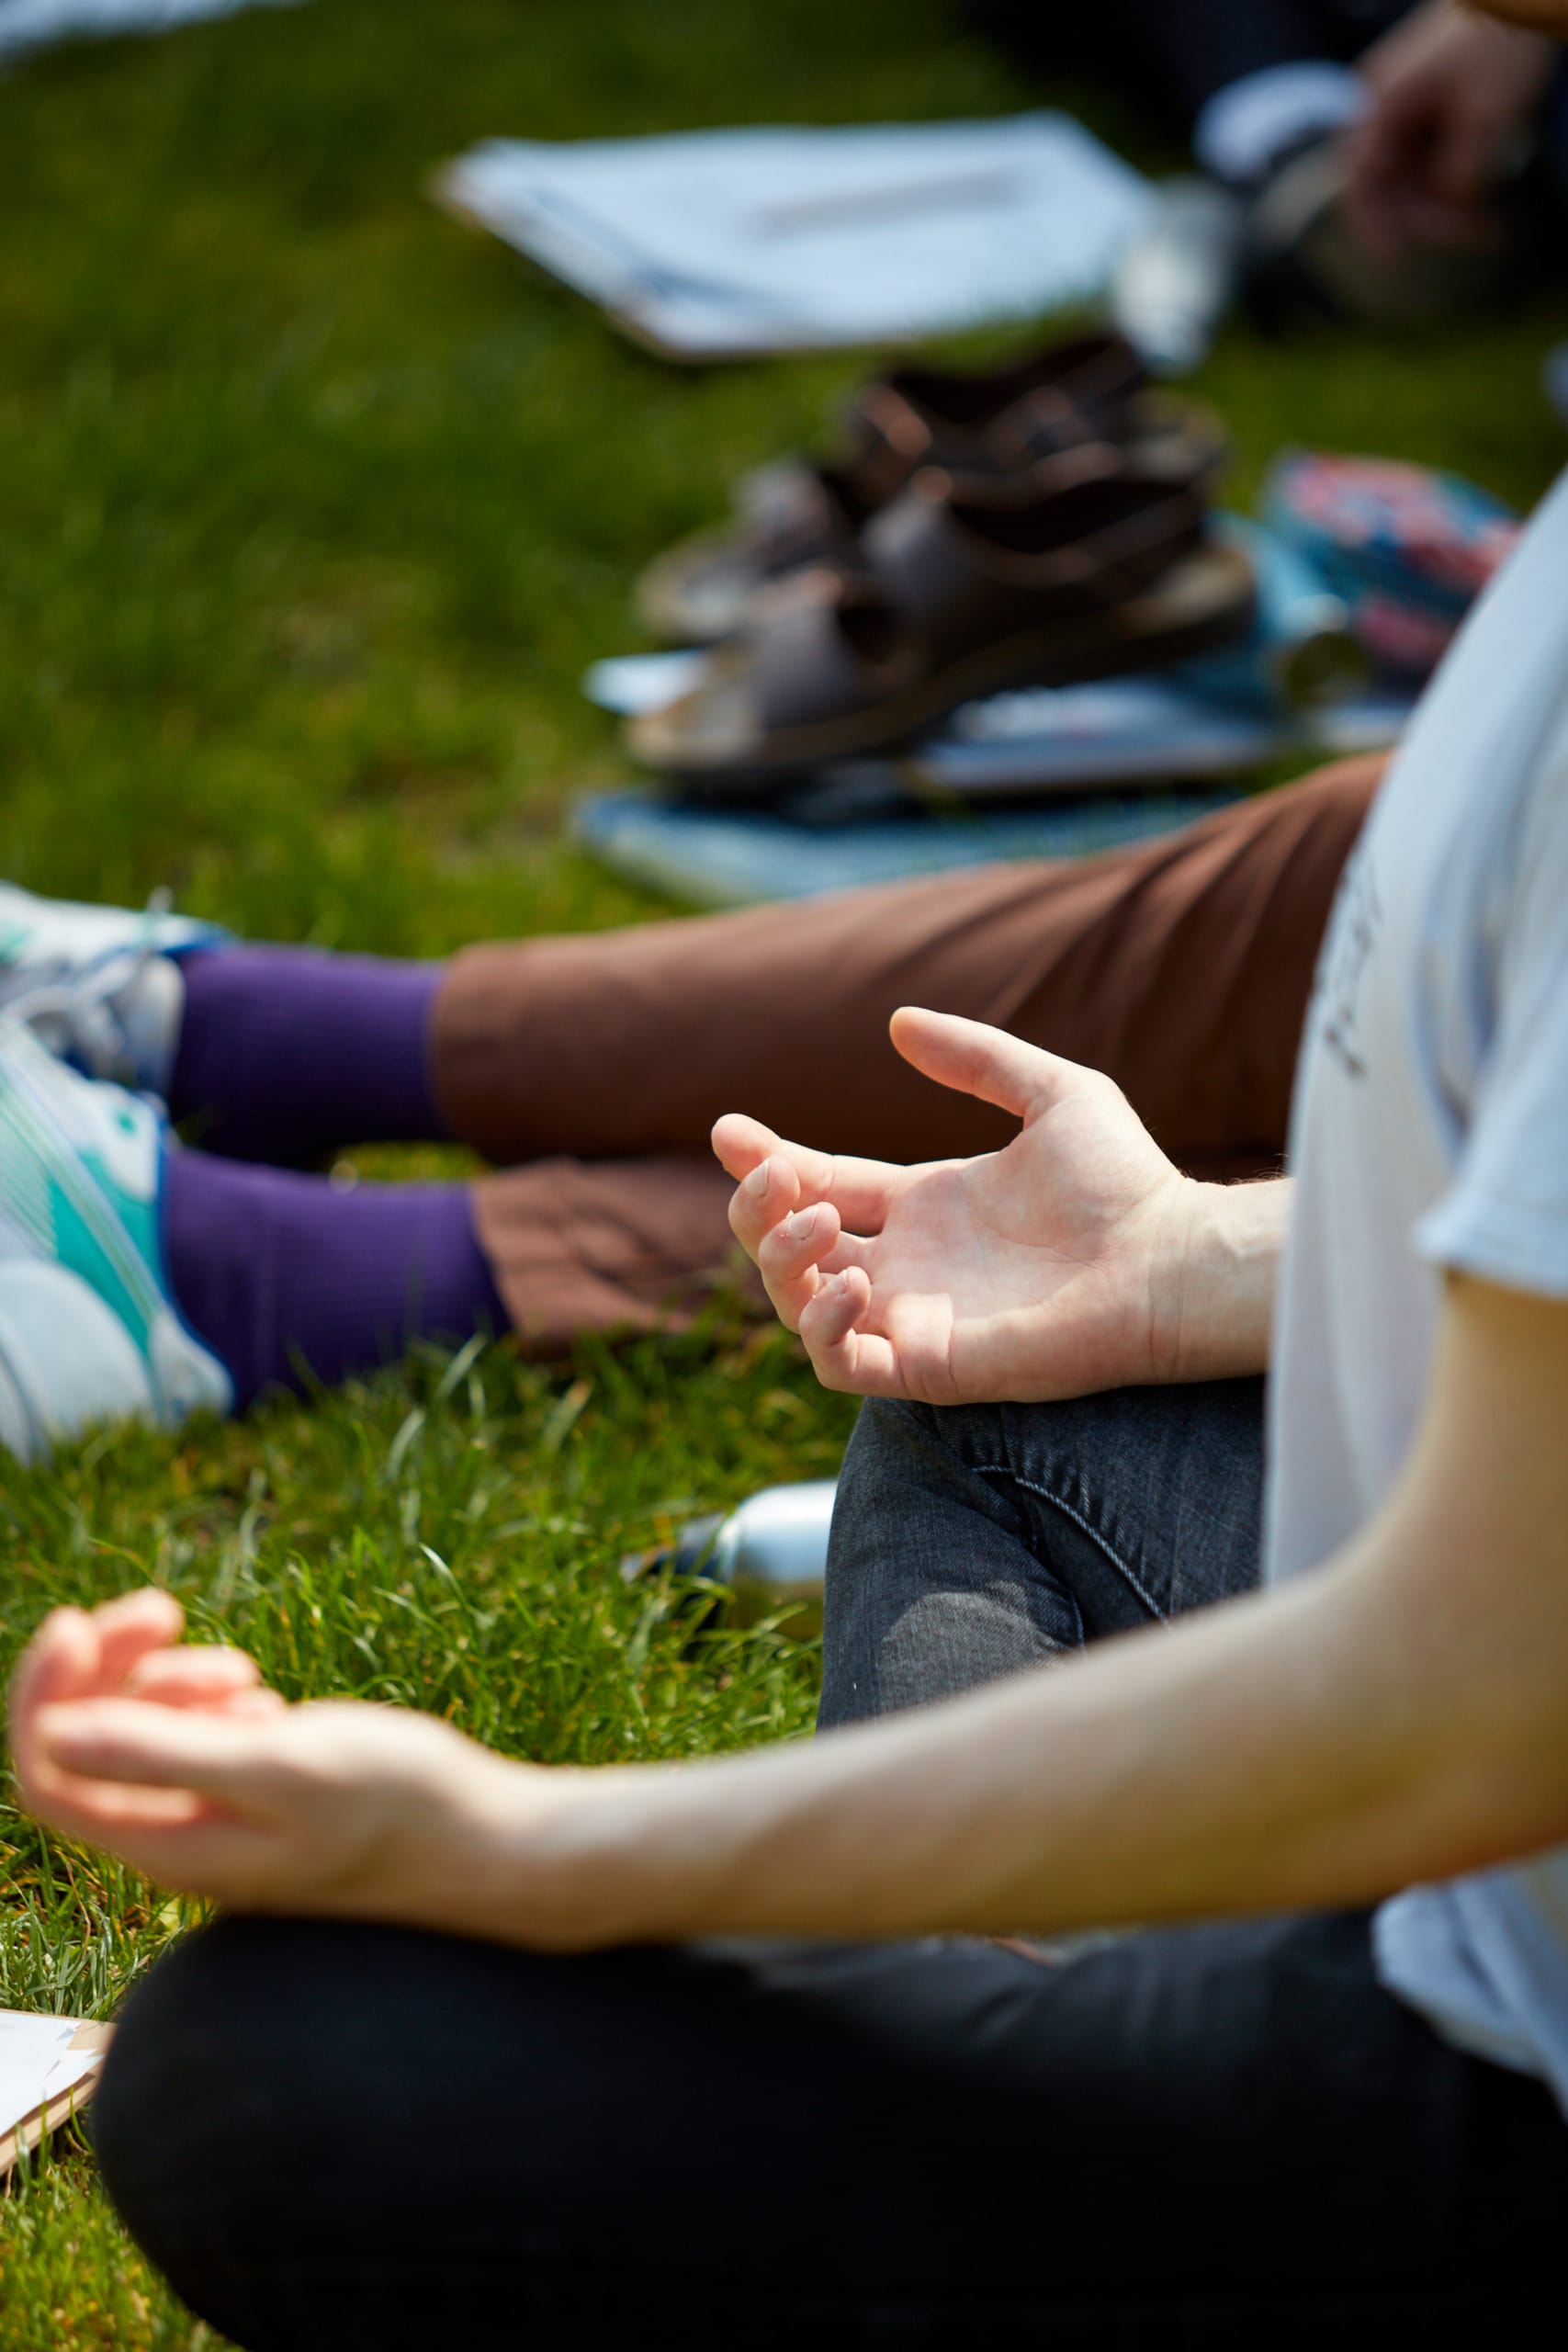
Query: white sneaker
[[0, 1019, 233, 1463], [0, 881, 228, 1096]]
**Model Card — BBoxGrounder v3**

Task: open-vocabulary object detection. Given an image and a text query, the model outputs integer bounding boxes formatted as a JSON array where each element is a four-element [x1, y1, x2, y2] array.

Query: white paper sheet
[[437, 115, 1153, 357], [0, 2013, 102, 2139], [0, 0, 306, 65]]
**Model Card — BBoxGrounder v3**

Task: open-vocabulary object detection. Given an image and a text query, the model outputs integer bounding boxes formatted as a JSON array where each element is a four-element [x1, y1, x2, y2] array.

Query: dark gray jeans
[[819, 1379, 1269, 1729], [96, 1384, 1568, 2348]]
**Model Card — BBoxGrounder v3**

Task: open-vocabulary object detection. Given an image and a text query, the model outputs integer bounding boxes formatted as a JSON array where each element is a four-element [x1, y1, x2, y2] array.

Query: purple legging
[[158, 946, 506, 1405]]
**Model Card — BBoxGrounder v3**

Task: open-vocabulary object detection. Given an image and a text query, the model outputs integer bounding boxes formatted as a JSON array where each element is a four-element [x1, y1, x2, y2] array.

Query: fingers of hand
[[17, 1659, 233, 1843], [756, 1201, 864, 1326], [889, 1006, 1076, 1121], [22, 1773, 216, 1845], [33, 1696, 272, 1805], [798, 1270, 903, 1396], [729, 1151, 874, 1259], [8, 1605, 114, 1817], [796, 1262, 867, 1348], [18, 1775, 270, 1897], [718, 1115, 899, 1231], [747, 1185, 822, 1336], [728, 1150, 802, 1261], [123, 1647, 265, 1709], [757, 1197, 842, 1278], [711, 1111, 782, 1181], [217, 1689, 290, 1721], [10, 1588, 188, 1761], [10, 1607, 100, 1735], [90, 1588, 186, 1679]]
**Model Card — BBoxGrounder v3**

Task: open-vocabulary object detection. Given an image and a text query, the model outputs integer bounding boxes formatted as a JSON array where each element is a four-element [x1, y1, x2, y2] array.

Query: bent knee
[[96, 1918, 374, 2252]]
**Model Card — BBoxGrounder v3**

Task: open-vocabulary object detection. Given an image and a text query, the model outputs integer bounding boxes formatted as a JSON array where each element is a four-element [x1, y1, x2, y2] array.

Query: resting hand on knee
[[7, 1590, 574, 1933], [715, 1008, 1281, 1405]]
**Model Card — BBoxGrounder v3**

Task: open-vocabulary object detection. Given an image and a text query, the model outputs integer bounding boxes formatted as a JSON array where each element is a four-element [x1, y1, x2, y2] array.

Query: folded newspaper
[[435, 114, 1153, 359]]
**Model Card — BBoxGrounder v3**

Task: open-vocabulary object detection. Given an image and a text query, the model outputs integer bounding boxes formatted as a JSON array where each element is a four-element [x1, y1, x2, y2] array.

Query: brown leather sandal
[[636, 331, 1154, 644], [628, 444, 1255, 790]]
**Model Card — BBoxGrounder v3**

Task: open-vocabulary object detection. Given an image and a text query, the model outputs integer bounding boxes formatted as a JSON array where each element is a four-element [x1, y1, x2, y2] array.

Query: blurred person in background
[[0, 753, 1374, 1456], [974, 0, 1567, 332]]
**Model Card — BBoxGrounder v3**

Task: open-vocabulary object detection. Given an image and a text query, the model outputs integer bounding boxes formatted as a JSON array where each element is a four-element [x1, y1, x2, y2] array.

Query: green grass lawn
[[0, 0, 1564, 2339]]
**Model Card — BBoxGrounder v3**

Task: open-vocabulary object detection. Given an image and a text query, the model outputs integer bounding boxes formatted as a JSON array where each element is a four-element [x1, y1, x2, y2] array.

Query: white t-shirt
[[1266, 462, 1568, 2106]]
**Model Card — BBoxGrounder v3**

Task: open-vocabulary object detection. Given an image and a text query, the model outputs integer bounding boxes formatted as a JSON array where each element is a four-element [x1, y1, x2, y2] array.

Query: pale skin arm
[[12, 1273, 1568, 1950]]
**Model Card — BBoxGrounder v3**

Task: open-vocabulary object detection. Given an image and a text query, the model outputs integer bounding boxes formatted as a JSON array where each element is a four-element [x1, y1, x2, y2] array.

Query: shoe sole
[[630, 544, 1256, 791]]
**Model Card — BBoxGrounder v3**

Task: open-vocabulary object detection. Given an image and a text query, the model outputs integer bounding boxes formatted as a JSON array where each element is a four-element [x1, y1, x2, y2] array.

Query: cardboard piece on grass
[[0, 2011, 113, 2179]]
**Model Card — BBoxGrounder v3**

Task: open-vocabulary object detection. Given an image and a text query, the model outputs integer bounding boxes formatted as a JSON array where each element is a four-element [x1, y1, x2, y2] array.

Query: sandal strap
[[735, 332, 1151, 581], [885, 331, 1145, 443], [751, 448, 1214, 739], [737, 461, 862, 578]]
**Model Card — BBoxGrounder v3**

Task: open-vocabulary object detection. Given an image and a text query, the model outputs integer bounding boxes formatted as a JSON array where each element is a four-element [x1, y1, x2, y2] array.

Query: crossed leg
[[452, 758, 1380, 1344], [93, 1374, 1566, 2346]]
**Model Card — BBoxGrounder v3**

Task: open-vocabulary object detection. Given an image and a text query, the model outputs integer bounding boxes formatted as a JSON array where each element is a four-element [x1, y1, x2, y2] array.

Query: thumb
[[888, 1007, 1087, 1120]]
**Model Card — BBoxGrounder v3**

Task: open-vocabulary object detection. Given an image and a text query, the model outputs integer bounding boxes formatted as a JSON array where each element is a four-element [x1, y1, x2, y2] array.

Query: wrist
[[1163, 1177, 1290, 1384], [436, 1747, 706, 1951]]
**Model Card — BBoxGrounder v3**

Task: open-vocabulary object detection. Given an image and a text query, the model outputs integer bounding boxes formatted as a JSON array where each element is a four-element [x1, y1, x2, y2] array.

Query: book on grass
[[0, 2009, 112, 2179]]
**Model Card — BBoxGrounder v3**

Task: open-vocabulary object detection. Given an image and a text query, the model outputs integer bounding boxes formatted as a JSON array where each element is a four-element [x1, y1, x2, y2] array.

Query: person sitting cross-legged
[[11, 378, 1568, 2335], [11, 19, 1568, 2335]]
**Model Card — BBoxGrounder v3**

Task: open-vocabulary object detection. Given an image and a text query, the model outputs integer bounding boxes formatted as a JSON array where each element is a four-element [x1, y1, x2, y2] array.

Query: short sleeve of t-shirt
[[1416, 721, 1568, 1301]]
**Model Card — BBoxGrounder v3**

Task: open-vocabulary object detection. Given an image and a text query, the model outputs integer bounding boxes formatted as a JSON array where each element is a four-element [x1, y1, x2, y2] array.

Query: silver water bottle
[[625, 1479, 839, 1636]]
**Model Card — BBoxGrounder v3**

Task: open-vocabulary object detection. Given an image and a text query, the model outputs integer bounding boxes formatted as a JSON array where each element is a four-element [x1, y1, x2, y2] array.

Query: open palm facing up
[[716, 1008, 1213, 1406]]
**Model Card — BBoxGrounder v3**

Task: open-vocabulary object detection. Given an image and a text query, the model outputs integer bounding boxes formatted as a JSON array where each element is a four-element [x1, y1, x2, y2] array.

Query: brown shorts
[[432, 756, 1382, 1349]]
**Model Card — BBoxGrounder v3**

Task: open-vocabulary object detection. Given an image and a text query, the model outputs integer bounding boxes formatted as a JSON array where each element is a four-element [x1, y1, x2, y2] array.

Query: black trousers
[[95, 1386, 1568, 2346], [965, 0, 1412, 127]]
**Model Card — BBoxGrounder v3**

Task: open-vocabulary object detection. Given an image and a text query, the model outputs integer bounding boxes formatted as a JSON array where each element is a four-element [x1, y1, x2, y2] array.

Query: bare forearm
[[476, 1281, 1568, 1955], [465, 1285, 1568, 1959], [22, 1293, 1564, 1942], [459, 1555, 1548, 1955]]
